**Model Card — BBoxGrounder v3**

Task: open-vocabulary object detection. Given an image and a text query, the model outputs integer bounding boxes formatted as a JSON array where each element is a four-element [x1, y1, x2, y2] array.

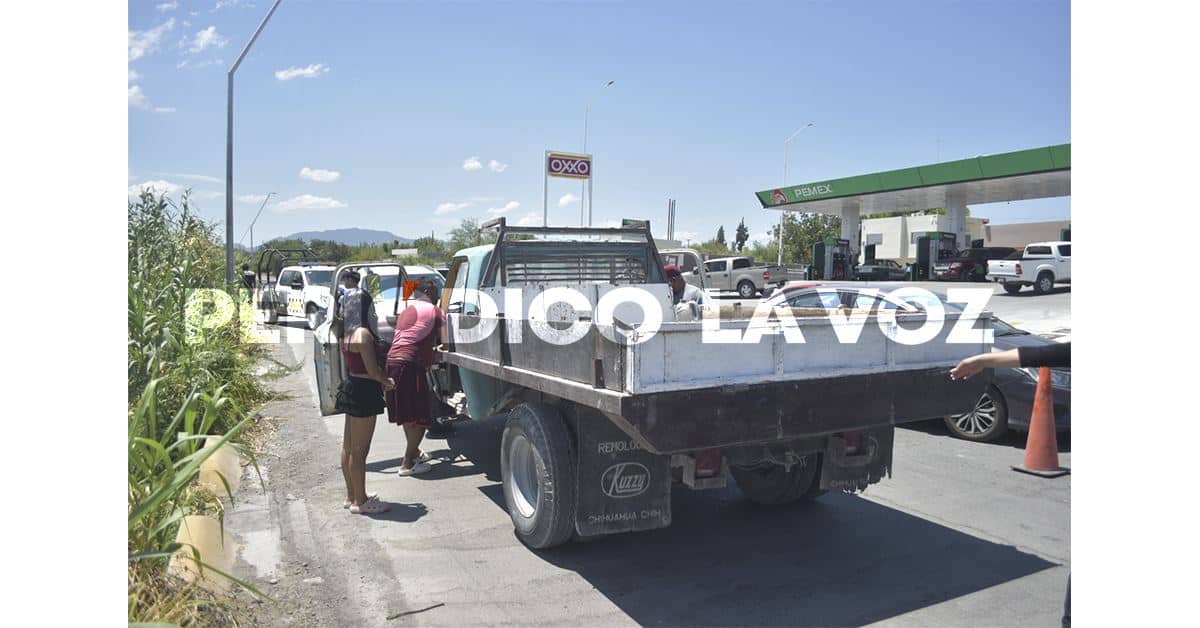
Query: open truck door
[[312, 261, 409, 416]]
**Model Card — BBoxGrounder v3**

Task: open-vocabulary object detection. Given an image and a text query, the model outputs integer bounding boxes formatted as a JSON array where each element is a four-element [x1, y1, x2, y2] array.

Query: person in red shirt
[[385, 279, 447, 476]]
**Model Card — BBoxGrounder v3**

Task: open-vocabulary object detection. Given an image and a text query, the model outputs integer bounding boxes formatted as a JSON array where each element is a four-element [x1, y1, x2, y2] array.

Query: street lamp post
[[778, 122, 814, 266], [582, 80, 614, 226], [225, 0, 283, 286], [239, 191, 276, 251]]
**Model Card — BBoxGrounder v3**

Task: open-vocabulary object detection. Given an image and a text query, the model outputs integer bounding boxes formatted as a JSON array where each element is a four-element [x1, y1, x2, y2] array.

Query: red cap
[[663, 263, 681, 277]]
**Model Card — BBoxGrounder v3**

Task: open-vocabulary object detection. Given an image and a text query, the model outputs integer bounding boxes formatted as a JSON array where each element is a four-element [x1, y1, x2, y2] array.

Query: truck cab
[[985, 241, 1072, 294]]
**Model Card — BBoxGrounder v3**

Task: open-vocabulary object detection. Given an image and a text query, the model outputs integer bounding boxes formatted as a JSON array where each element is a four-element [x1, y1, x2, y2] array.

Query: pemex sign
[[546, 151, 592, 180]]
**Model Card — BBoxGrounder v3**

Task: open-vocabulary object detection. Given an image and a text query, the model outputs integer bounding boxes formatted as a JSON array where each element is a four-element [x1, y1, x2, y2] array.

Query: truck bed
[[443, 305, 990, 454]]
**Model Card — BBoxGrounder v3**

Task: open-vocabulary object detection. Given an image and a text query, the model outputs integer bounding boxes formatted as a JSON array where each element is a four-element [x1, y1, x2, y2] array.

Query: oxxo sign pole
[[544, 151, 593, 226]]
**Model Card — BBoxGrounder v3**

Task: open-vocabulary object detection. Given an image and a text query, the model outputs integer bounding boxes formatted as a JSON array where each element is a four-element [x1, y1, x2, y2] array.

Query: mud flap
[[819, 426, 895, 493], [574, 413, 671, 538]]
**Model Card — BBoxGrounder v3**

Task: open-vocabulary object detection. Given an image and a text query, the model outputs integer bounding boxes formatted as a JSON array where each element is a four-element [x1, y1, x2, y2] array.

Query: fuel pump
[[911, 232, 958, 280], [810, 237, 853, 280]]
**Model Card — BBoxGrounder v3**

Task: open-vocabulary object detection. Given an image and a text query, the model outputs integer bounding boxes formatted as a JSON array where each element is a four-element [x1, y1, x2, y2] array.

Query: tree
[[734, 218, 749, 252], [769, 212, 842, 265], [715, 226, 726, 247], [411, 235, 448, 261], [694, 239, 731, 258], [446, 218, 497, 255]]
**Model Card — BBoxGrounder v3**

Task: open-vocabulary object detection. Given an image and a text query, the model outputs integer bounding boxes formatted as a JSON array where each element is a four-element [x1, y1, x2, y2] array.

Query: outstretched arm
[[950, 349, 1020, 380]]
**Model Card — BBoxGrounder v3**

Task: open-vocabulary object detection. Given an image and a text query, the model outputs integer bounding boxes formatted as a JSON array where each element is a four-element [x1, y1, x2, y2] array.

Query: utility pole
[[779, 122, 814, 266], [225, 0, 283, 285]]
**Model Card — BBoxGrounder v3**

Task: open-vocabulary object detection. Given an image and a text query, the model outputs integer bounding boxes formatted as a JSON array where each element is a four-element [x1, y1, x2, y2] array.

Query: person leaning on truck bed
[[664, 263, 710, 306], [385, 278, 447, 476]]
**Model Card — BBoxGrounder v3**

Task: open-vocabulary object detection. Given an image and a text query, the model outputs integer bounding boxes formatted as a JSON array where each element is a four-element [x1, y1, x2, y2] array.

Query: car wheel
[[737, 280, 756, 299], [1003, 283, 1023, 295], [943, 385, 1009, 442], [1035, 272, 1054, 295]]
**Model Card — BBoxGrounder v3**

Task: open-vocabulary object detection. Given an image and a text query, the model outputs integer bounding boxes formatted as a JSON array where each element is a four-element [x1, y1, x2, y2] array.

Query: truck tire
[[1034, 271, 1055, 295], [500, 403, 577, 549], [730, 453, 823, 505], [1002, 283, 1023, 295], [737, 280, 757, 299]]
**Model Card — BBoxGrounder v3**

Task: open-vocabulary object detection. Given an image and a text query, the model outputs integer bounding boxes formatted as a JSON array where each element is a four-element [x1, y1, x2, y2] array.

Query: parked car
[[265, 263, 336, 329], [855, 259, 907, 281], [934, 247, 1017, 282], [986, 241, 1072, 294], [762, 283, 1071, 442]]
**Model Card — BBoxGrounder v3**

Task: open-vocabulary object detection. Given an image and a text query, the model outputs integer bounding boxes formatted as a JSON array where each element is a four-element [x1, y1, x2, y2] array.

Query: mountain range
[[278, 228, 414, 246]]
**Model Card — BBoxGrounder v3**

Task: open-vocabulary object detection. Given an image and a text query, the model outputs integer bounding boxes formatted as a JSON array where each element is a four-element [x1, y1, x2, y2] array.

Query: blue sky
[[128, 0, 1070, 245]]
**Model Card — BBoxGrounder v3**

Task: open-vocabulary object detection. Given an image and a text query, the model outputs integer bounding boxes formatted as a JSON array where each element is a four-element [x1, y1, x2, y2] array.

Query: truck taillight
[[1015, 263, 1022, 275], [762, 271, 770, 280], [695, 448, 722, 477]]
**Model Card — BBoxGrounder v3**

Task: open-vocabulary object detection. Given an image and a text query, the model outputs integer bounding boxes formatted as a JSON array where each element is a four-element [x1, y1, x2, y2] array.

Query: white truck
[[661, 251, 783, 298], [985, 241, 1072, 295], [314, 219, 992, 549]]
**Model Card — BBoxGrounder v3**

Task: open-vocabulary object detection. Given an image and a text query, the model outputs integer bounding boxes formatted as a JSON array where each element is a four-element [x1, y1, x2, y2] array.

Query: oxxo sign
[[546, 151, 592, 179]]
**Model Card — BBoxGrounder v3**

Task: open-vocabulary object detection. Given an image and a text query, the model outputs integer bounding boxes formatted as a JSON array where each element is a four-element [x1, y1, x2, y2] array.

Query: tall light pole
[[778, 122, 814, 266], [239, 191, 276, 251], [582, 80, 614, 226], [225, 0, 283, 285]]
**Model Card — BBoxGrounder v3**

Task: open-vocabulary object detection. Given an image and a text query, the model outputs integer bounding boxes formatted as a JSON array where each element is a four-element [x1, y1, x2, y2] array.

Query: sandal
[[343, 493, 377, 509], [396, 462, 431, 476], [400, 451, 433, 466], [349, 496, 390, 514]]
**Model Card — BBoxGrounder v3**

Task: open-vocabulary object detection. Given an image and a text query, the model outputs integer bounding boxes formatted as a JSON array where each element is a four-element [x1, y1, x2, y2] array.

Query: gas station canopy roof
[[756, 143, 1069, 215]]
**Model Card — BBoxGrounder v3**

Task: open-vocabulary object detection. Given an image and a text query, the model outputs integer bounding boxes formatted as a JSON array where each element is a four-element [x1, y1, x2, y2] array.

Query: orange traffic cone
[[1012, 366, 1069, 477]]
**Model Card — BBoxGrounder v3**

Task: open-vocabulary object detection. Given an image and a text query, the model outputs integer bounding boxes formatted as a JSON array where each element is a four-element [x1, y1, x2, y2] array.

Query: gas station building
[[755, 143, 1070, 275]]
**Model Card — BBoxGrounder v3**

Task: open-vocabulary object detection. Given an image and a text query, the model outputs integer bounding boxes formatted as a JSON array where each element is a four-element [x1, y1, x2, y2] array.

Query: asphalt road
[[227, 288, 1071, 627]]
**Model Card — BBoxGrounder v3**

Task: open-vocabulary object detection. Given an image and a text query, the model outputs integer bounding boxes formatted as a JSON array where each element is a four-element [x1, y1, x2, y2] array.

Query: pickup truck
[[985, 241, 1072, 295], [254, 248, 337, 329], [662, 253, 781, 298], [313, 219, 990, 548]]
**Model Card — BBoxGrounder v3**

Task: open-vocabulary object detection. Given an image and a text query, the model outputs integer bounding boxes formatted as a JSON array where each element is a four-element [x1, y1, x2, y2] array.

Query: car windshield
[[305, 270, 333, 285]]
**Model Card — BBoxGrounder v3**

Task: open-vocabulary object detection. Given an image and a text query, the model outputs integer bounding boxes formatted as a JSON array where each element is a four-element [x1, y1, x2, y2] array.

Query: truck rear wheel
[[737, 280, 756, 299], [730, 453, 823, 505], [500, 403, 577, 549], [1002, 283, 1023, 295], [1034, 271, 1055, 295]]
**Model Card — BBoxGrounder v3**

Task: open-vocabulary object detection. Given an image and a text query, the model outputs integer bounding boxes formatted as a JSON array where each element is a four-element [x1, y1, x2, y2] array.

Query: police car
[[264, 263, 336, 329]]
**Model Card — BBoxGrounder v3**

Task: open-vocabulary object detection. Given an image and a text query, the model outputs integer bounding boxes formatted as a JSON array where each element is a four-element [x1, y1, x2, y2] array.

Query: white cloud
[[515, 212, 543, 227], [213, 0, 246, 11], [177, 57, 223, 70], [129, 85, 148, 109], [153, 107, 176, 114], [462, 156, 483, 172], [299, 167, 340, 183], [676, 230, 698, 243], [486, 201, 520, 215], [155, 172, 219, 183], [435, 201, 471, 215], [129, 18, 175, 61], [128, 69, 140, 82], [274, 64, 329, 81], [272, 194, 347, 212], [185, 26, 227, 54], [156, 1, 178, 11], [128, 180, 182, 197], [238, 194, 269, 204], [557, 193, 579, 208], [488, 159, 508, 173]]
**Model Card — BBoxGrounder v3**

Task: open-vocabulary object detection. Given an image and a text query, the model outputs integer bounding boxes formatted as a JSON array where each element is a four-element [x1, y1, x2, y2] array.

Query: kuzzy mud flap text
[[574, 412, 671, 537]]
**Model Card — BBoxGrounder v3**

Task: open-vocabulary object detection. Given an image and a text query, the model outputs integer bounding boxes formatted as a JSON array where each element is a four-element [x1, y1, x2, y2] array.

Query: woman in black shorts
[[336, 276, 395, 514]]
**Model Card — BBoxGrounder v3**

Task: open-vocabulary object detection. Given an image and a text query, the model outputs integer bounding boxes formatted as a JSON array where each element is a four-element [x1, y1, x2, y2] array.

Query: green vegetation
[[129, 191, 268, 624]]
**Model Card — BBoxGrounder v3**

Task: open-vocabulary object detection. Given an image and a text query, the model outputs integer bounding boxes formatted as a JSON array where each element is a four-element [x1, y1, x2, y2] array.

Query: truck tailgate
[[987, 260, 1020, 277]]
